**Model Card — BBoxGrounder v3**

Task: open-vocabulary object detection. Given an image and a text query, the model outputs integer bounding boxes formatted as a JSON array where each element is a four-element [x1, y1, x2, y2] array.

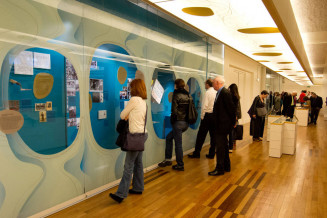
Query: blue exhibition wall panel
[[89, 44, 136, 149], [0, 0, 224, 217]]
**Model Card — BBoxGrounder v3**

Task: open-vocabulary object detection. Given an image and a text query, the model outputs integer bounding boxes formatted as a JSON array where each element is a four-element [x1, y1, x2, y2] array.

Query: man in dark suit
[[310, 92, 323, 124], [209, 76, 236, 176]]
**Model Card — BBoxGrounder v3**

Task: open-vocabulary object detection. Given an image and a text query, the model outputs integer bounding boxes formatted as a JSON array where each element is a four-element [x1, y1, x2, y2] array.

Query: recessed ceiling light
[[253, 52, 282, 56], [257, 60, 270, 62], [259, 45, 275, 48], [277, 62, 293, 64], [279, 68, 292, 70], [275, 71, 283, 72], [238, 27, 279, 34], [296, 71, 305, 72], [182, 7, 214, 16]]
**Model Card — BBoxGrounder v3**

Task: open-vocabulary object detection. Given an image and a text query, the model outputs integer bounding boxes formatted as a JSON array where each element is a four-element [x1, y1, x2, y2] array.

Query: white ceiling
[[146, 0, 325, 86]]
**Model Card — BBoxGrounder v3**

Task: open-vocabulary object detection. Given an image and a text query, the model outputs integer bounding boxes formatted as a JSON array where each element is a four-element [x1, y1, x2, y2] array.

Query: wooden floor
[[51, 116, 327, 218]]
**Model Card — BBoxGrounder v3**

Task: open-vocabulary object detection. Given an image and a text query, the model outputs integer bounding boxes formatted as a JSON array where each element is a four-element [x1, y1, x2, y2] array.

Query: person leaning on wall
[[208, 76, 236, 176], [248, 90, 269, 142], [188, 78, 217, 159], [109, 79, 147, 203], [158, 79, 191, 171]]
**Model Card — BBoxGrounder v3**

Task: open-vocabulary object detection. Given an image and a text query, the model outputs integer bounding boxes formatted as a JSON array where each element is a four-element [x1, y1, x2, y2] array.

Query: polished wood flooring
[[51, 116, 327, 217]]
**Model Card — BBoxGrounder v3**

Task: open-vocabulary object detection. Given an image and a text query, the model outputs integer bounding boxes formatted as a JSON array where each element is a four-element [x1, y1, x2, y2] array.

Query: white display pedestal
[[269, 117, 298, 158], [267, 115, 282, 142], [295, 107, 309, 126]]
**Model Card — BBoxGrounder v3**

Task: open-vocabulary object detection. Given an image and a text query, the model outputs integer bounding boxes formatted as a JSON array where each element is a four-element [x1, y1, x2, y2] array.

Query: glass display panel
[[187, 77, 201, 129]]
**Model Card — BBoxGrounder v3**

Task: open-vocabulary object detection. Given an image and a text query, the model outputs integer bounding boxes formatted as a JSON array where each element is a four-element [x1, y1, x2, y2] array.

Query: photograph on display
[[127, 91, 131, 99], [90, 61, 97, 69], [127, 78, 132, 91], [46, 101, 52, 111], [66, 80, 76, 91], [67, 118, 76, 127], [120, 91, 127, 100], [92, 92, 103, 103], [14, 51, 34, 75], [39, 111, 47, 122], [33, 52, 51, 69], [75, 80, 79, 91], [123, 86, 127, 91], [9, 100, 20, 111], [35, 103, 46, 111], [89, 79, 103, 92], [76, 118, 80, 129], [69, 106, 76, 118], [66, 59, 78, 80], [67, 91, 76, 96]]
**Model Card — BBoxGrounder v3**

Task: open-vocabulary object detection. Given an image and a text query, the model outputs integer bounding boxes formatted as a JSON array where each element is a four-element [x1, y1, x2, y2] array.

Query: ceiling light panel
[[149, 0, 310, 83]]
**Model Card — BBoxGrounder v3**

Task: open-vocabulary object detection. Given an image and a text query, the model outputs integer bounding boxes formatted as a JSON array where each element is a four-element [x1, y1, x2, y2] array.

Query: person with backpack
[[158, 79, 196, 171], [188, 79, 217, 159]]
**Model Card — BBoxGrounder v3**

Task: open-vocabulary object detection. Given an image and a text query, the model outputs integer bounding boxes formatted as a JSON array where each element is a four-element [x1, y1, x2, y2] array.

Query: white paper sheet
[[151, 79, 164, 104], [33, 52, 51, 69], [14, 51, 34, 75]]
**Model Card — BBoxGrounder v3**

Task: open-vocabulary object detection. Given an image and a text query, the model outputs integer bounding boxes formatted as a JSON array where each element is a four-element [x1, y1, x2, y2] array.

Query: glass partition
[[0, 0, 224, 216]]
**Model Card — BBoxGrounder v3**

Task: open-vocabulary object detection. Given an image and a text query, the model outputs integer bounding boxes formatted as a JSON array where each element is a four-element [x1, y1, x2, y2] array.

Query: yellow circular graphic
[[0, 110, 24, 134], [117, 67, 127, 84], [168, 92, 173, 103], [33, 73, 54, 99]]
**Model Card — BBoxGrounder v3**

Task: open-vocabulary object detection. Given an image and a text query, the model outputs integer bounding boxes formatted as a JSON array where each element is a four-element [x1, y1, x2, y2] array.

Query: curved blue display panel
[[89, 44, 136, 149], [7, 48, 80, 155], [187, 78, 201, 129], [151, 69, 175, 139]]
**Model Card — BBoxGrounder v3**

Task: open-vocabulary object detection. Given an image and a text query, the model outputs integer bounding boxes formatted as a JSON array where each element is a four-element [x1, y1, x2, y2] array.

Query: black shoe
[[208, 170, 224, 176], [224, 168, 231, 172], [206, 154, 214, 159], [158, 160, 172, 167], [109, 193, 123, 203], [188, 153, 200, 158], [129, 189, 142, 194], [172, 164, 184, 171]]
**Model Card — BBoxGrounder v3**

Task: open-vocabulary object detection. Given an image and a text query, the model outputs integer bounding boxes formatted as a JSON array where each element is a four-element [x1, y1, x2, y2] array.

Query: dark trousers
[[253, 116, 265, 138], [193, 113, 215, 156], [311, 108, 321, 124], [287, 106, 295, 118], [228, 128, 234, 150], [214, 133, 230, 172], [165, 121, 189, 166]]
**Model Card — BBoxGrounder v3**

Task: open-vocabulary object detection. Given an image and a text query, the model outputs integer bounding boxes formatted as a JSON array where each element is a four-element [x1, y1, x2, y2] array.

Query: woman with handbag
[[110, 79, 147, 203], [228, 83, 242, 152], [248, 90, 269, 142]]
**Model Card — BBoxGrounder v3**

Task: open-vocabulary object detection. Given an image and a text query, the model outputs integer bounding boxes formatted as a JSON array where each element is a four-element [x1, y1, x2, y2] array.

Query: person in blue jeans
[[158, 79, 192, 171], [109, 79, 147, 203]]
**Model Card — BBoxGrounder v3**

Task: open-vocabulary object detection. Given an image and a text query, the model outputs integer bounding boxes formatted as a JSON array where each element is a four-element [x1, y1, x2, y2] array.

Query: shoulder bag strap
[[144, 104, 147, 133]]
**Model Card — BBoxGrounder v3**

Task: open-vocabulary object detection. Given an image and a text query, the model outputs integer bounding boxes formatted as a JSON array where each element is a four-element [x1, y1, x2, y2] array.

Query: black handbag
[[188, 95, 198, 125], [122, 106, 148, 151], [234, 125, 243, 140], [115, 119, 128, 148]]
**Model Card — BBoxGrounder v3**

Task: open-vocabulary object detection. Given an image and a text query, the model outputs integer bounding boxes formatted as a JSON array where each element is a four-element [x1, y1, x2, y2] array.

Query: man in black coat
[[310, 92, 323, 124], [209, 76, 236, 176]]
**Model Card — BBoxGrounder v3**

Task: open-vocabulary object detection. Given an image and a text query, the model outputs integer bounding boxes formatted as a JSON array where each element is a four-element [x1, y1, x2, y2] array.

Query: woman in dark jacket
[[228, 84, 241, 152], [158, 79, 191, 171], [248, 90, 269, 142]]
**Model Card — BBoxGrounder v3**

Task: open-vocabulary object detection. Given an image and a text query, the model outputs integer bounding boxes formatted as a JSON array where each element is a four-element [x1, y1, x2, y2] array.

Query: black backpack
[[188, 95, 198, 124]]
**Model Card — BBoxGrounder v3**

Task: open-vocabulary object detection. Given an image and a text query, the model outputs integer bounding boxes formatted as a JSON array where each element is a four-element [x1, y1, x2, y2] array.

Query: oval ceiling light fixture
[[238, 27, 279, 34], [259, 45, 275, 48], [253, 52, 282, 56], [277, 62, 293, 64], [288, 74, 297, 76], [257, 60, 270, 62], [182, 7, 214, 16], [296, 71, 305, 72], [279, 68, 292, 70], [275, 71, 283, 72]]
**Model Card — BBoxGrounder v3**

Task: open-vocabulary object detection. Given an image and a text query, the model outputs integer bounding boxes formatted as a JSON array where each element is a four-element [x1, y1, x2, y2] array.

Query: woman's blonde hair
[[130, 79, 147, 99]]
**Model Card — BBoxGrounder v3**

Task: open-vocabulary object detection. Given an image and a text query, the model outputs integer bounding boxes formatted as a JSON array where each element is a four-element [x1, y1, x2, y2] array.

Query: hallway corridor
[[51, 116, 327, 218]]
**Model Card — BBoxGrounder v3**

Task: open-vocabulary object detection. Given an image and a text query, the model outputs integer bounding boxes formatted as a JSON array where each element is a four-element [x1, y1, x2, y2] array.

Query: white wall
[[224, 46, 265, 124]]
